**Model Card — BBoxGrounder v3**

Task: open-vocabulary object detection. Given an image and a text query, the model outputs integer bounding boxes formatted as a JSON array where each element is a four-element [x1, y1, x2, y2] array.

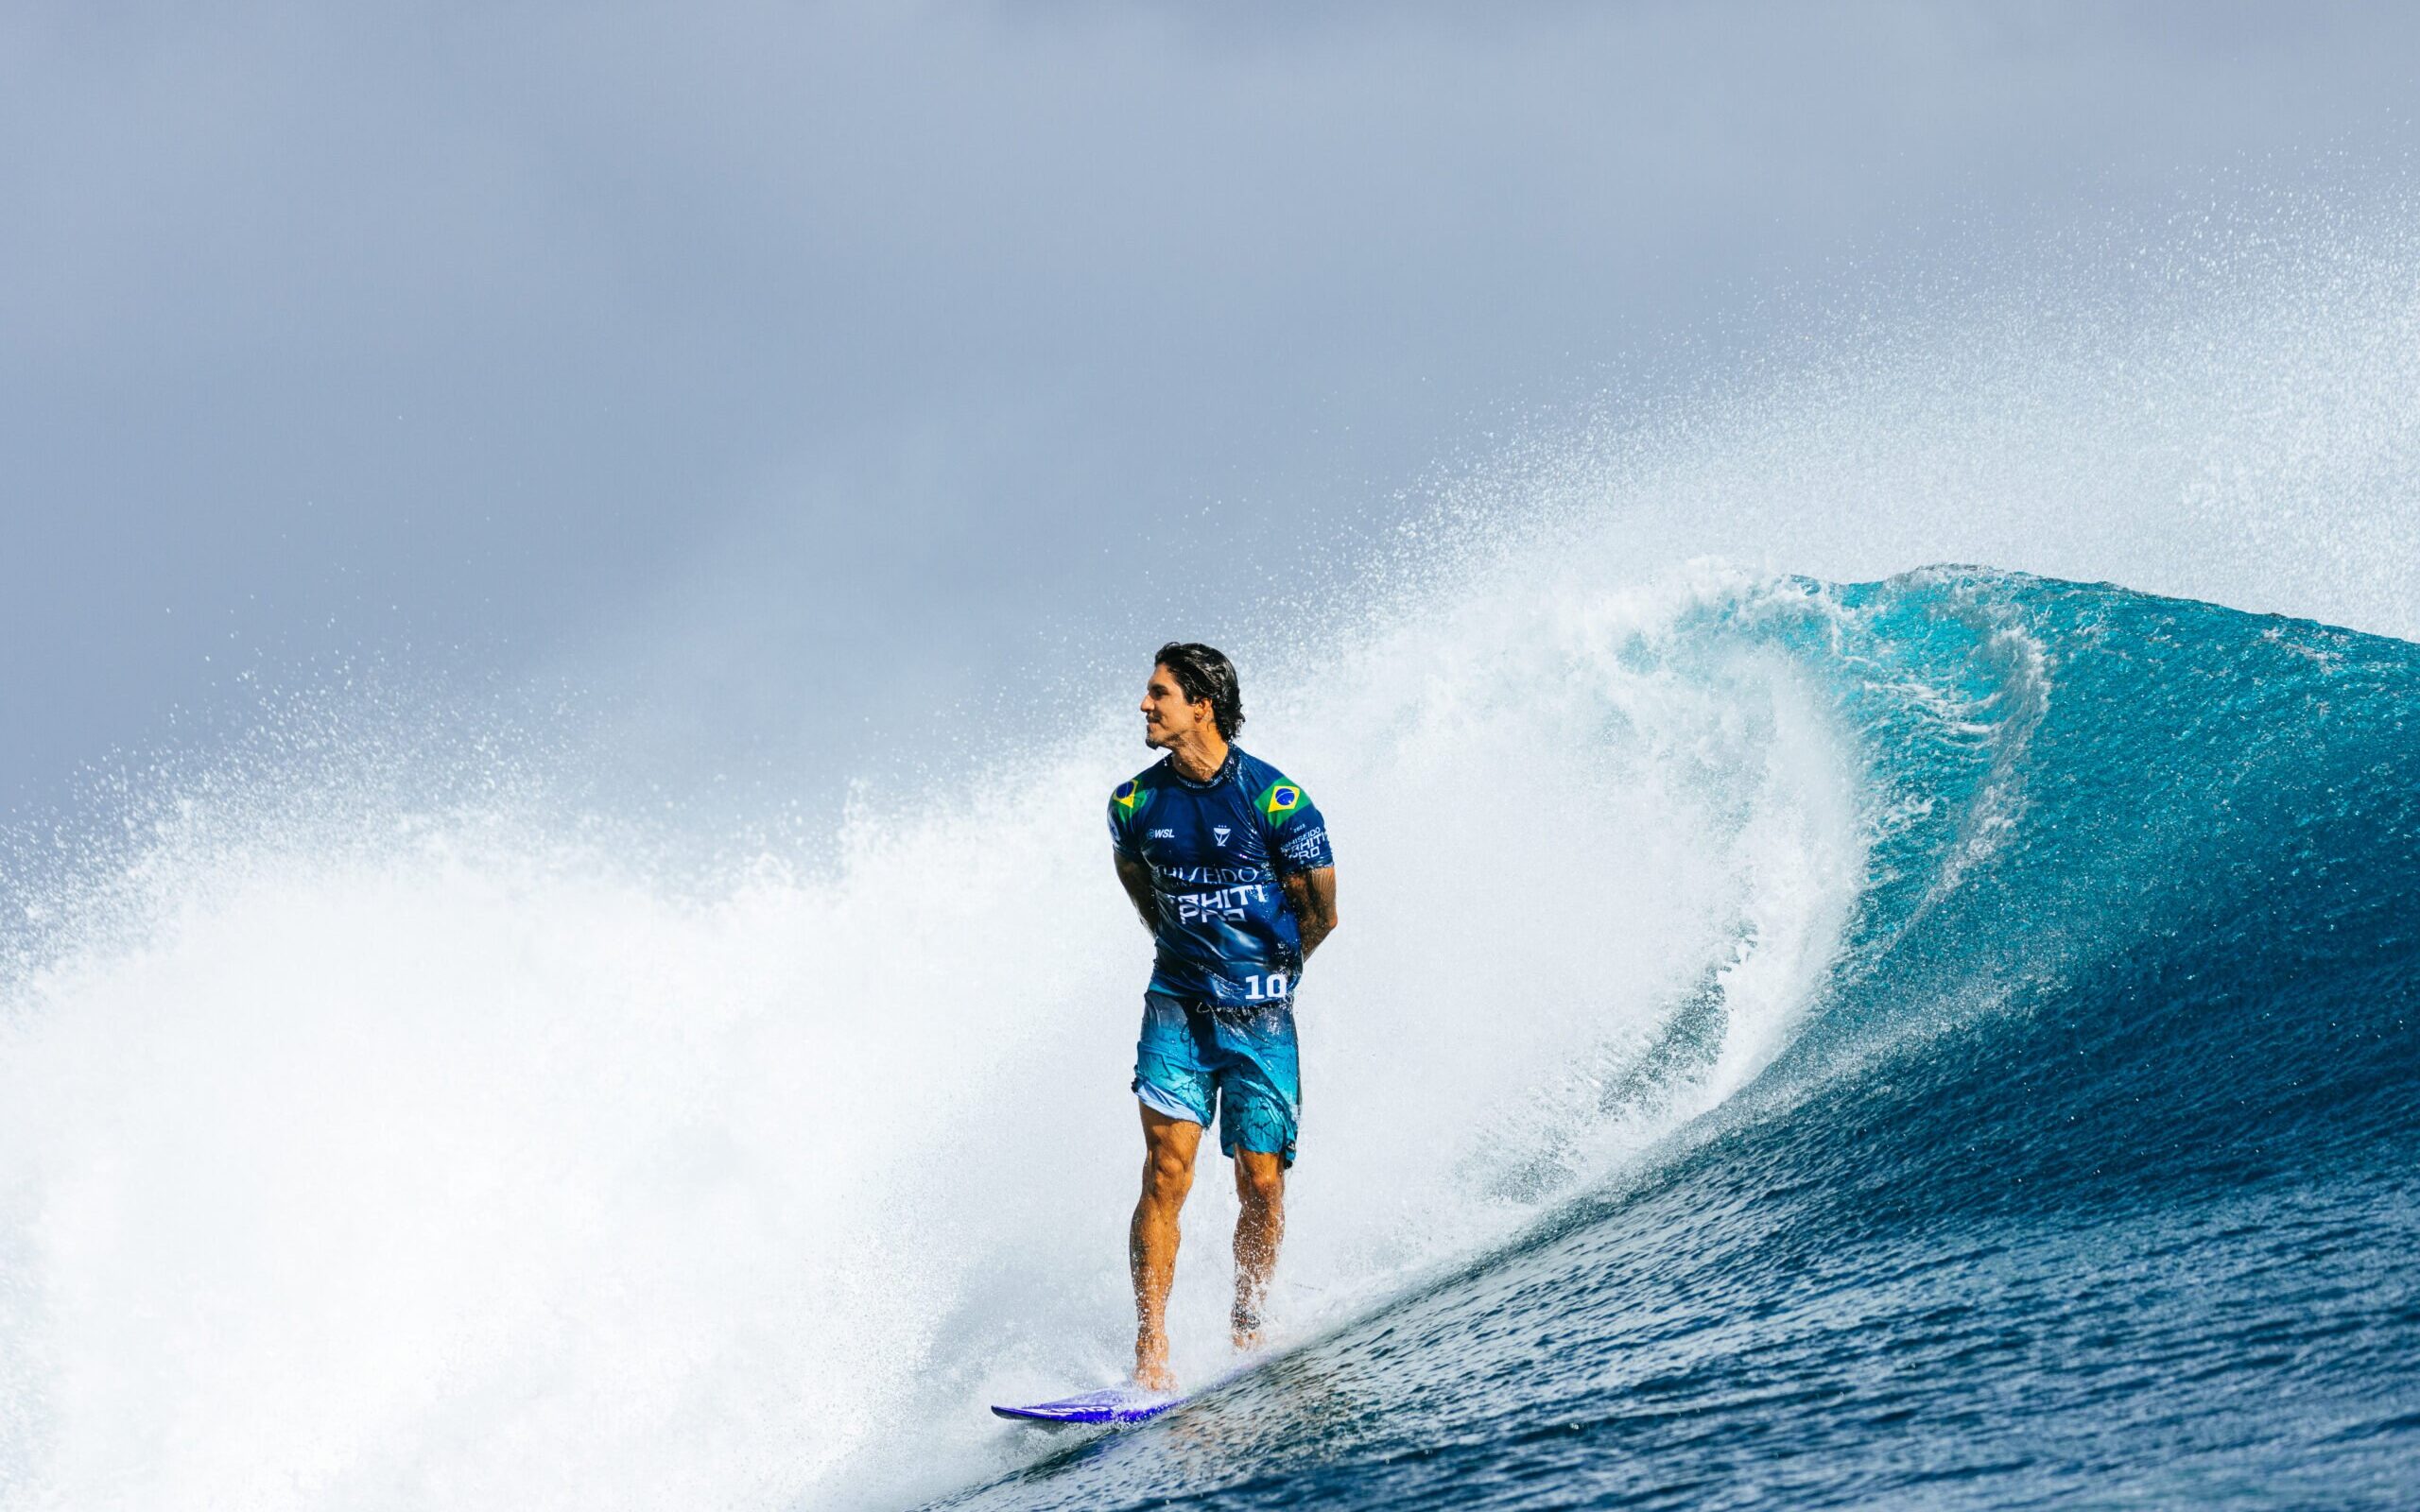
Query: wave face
[[938, 570, 2420, 1510], [5, 566, 2418, 1511]]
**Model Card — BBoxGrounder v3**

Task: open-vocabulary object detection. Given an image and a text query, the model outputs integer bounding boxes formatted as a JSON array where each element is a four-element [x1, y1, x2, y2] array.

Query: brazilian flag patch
[[1113, 780, 1155, 824], [1255, 780, 1305, 825]]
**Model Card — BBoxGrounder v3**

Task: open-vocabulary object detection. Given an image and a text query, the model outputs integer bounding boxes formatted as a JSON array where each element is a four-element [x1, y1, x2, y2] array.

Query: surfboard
[[990, 1385, 1184, 1426]]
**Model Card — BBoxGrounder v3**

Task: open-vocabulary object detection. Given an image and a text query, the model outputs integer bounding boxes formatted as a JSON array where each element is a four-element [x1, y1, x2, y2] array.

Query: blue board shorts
[[1132, 990, 1302, 1165]]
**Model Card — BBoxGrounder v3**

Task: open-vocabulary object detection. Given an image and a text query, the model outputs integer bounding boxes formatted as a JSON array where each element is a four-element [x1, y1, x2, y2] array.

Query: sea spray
[[2, 561, 1869, 1512]]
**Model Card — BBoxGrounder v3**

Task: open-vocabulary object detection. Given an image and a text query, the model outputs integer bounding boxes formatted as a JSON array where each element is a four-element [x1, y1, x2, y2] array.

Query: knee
[[1236, 1161, 1286, 1212], [1143, 1149, 1195, 1205]]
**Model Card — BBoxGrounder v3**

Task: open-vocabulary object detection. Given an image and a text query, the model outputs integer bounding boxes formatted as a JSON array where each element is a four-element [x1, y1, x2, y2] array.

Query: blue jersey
[[1109, 747, 1335, 1010]]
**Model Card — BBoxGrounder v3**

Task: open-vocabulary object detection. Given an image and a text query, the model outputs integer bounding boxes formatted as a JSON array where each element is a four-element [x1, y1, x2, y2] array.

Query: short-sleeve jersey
[[1108, 747, 1335, 1010]]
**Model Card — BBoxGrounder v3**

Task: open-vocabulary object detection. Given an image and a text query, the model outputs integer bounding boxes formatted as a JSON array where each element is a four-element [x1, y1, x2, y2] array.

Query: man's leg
[[1131, 1104, 1202, 1391], [1230, 1149, 1286, 1349]]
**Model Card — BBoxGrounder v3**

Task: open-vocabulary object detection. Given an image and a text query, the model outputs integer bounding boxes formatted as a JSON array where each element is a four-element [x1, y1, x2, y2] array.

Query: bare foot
[[1134, 1356, 1178, 1394], [1231, 1304, 1264, 1354]]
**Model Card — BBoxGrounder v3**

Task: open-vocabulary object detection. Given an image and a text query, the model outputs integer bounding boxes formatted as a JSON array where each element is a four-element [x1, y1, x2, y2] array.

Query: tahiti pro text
[[1158, 864, 1270, 925]]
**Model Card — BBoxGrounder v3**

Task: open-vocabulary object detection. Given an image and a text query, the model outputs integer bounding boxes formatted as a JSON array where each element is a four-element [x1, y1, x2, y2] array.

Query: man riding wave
[[1110, 643, 1339, 1392]]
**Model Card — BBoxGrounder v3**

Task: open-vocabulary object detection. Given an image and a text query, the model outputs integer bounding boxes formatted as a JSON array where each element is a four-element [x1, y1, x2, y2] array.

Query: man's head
[[1142, 642, 1245, 750]]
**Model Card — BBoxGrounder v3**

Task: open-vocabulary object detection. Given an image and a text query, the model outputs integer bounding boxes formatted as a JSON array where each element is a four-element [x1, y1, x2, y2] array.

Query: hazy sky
[[6, 1, 2417, 817]]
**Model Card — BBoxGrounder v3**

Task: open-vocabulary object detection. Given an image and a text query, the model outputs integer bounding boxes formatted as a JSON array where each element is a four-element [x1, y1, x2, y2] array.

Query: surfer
[[1109, 643, 1339, 1392]]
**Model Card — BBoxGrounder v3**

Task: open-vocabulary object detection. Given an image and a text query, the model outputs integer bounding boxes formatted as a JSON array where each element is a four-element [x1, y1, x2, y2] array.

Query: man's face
[[1141, 663, 1213, 749]]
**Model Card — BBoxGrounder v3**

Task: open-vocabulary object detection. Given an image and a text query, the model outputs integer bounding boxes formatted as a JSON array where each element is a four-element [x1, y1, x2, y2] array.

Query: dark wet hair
[[1154, 642, 1245, 740]]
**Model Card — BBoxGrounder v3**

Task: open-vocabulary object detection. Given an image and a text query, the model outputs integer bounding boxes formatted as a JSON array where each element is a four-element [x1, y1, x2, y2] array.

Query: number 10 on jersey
[[1241, 971, 1290, 1002]]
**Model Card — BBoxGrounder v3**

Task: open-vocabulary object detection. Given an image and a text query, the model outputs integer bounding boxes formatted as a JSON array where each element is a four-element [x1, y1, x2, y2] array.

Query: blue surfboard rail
[[991, 1386, 1184, 1426]]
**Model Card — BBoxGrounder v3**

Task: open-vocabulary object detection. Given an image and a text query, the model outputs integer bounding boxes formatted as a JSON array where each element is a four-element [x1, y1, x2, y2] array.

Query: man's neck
[[1166, 731, 1230, 783]]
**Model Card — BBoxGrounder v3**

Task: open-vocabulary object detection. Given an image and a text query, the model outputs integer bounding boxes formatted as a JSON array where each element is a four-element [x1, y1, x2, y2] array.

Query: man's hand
[[1280, 866, 1339, 958], [1114, 851, 1158, 936]]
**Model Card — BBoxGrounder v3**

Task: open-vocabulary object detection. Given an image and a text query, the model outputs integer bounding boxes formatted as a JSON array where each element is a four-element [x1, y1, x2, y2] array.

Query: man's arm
[[1114, 851, 1158, 936], [1279, 866, 1339, 959]]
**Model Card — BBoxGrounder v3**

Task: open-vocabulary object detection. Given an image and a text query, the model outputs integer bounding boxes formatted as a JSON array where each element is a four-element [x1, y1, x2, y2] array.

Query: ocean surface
[[3, 565, 2416, 1511]]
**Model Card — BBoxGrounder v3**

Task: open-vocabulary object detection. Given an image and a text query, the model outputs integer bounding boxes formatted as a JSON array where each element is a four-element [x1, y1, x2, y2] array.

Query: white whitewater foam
[[0, 560, 1861, 1512]]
